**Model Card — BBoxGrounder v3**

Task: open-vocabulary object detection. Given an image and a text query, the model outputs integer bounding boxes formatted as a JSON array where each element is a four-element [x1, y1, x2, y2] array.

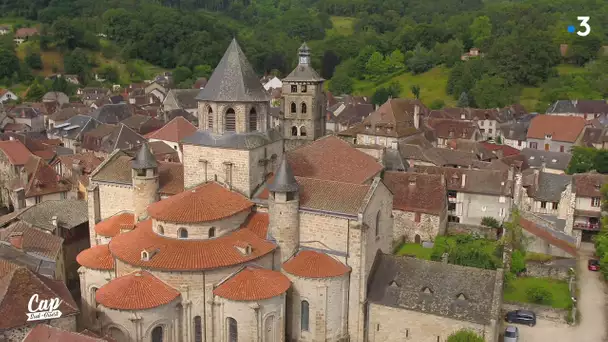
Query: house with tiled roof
[[367, 252, 503, 342], [13, 27, 38, 44], [23, 324, 115, 342], [9, 155, 71, 209], [526, 115, 586, 153], [162, 89, 200, 116], [572, 172, 608, 240], [546, 99, 608, 120], [520, 148, 572, 174], [413, 165, 513, 225], [578, 125, 608, 149], [146, 116, 197, 161], [6, 105, 44, 132], [427, 118, 482, 147], [51, 152, 103, 199], [383, 172, 447, 244], [48, 104, 91, 130], [0, 89, 17, 103], [48, 115, 102, 150], [338, 98, 429, 149], [430, 105, 525, 140], [118, 114, 163, 135], [518, 170, 573, 225], [0, 139, 34, 211]]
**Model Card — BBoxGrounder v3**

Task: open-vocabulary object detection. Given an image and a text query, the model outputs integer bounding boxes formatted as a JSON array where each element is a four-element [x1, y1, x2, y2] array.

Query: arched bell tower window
[[225, 108, 236, 132], [207, 107, 213, 130], [249, 108, 257, 132], [301, 300, 310, 331], [227, 317, 238, 342], [208, 227, 215, 238], [301, 103, 307, 114], [290, 102, 296, 113], [151, 326, 164, 342], [291, 126, 298, 136], [300, 126, 307, 136]]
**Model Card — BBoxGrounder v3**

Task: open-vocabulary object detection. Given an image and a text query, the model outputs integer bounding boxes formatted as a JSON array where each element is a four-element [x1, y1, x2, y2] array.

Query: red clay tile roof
[[15, 27, 38, 38], [527, 115, 586, 142], [287, 136, 383, 184], [427, 118, 479, 139], [520, 218, 577, 257], [383, 172, 446, 215], [96, 271, 180, 310], [148, 182, 253, 223], [146, 116, 197, 142], [282, 250, 350, 278], [0, 140, 33, 165], [573, 173, 608, 198], [0, 259, 19, 277], [213, 267, 290, 301], [0, 221, 64, 260], [14, 155, 72, 198], [24, 324, 108, 342], [158, 162, 184, 195], [109, 218, 276, 271], [77, 244, 115, 270], [480, 142, 520, 157], [0, 267, 79, 329], [57, 152, 104, 174], [95, 212, 135, 237], [242, 212, 269, 239]]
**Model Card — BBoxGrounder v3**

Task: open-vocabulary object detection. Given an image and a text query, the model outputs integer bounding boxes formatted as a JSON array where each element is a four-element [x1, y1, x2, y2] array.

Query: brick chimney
[[9, 232, 23, 249]]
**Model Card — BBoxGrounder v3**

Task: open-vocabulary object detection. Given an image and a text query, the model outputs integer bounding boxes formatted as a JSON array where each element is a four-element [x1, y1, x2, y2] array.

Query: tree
[[457, 92, 469, 107], [193, 65, 212, 78], [353, 46, 376, 79], [433, 39, 464, 67], [469, 16, 491, 49], [25, 52, 43, 70], [173, 66, 192, 86], [511, 250, 526, 274], [321, 50, 340, 79], [386, 49, 405, 72], [567, 147, 597, 174], [526, 284, 553, 305], [429, 99, 445, 110], [371, 82, 401, 106], [481, 217, 500, 229], [500, 210, 529, 253], [63, 48, 90, 77], [0, 49, 20, 79], [98, 65, 120, 84], [407, 44, 435, 75], [328, 72, 353, 95], [568, 34, 602, 66], [410, 84, 420, 99], [447, 329, 484, 342], [26, 81, 46, 101], [51, 17, 84, 50], [471, 75, 515, 108], [365, 51, 388, 78]]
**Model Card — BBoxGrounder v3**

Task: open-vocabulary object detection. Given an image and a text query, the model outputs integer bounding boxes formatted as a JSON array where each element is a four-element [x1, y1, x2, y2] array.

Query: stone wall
[[368, 303, 494, 342], [393, 210, 443, 243], [216, 294, 286, 342], [447, 222, 499, 240], [502, 302, 569, 324], [153, 210, 250, 239], [522, 261, 573, 281]]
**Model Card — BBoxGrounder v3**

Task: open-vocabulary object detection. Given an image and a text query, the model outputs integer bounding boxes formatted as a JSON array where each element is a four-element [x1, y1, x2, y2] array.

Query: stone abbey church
[[77, 39, 502, 342]]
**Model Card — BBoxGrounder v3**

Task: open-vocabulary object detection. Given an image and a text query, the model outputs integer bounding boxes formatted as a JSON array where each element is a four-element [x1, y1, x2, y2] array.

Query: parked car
[[505, 310, 536, 326], [588, 259, 600, 271], [504, 325, 519, 342]]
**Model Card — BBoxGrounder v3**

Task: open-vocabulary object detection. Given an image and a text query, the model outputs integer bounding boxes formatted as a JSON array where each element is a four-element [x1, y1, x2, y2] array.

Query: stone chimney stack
[[9, 232, 23, 249], [13, 188, 25, 210], [414, 105, 420, 130], [461, 173, 466, 188]]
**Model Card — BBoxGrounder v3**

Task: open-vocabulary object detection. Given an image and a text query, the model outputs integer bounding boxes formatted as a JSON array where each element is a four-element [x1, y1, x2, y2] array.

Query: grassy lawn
[[395, 243, 433, 260], [354, 66, 456, 107], [556, 64, 586, 76], [16, 42, 65, 75], [328, 16, 355, 36], [0, 17, 38, 27], [504, 277, 572, 309], [525, 252, 555, 262], [519, 87, 543, 113]]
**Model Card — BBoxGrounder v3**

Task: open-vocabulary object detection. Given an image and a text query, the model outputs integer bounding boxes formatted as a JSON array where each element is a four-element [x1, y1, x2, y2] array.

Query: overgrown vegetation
[[504, 277, 571, 309], [446, 329, 484, 342], [395, 243, 433, 260], [430, 234, 502, 270], [593, 184, 608, 280], [567, 147, 608, 175]]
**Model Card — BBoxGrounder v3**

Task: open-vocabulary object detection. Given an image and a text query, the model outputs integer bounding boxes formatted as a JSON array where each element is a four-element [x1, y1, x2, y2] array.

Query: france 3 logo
[[567, 17, 591, 37]]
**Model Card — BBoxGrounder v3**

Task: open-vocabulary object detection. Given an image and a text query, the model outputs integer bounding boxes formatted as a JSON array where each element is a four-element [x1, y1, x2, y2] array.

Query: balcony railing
[[574, 222, 600, 231]]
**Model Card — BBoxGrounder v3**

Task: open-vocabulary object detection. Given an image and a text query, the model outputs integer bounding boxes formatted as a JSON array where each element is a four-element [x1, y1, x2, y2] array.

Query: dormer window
[[140, 248, 158, 261], [234, 242, 252, 255], [422, 287, 433, 294], [389, 281, 400, 288], [365, 124, 371, 130], [457, 293, 467, 300], [545, 134, 552, 139]]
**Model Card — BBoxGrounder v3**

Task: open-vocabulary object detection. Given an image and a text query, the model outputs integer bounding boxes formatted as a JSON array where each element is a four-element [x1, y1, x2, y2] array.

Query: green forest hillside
[[0, 0, 607, 110]]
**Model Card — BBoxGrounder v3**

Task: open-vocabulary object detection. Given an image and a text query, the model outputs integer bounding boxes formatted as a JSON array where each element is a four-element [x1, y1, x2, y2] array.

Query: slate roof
[[413, 165, 512, 196], [132, 143, 157, 170], [196, 39, 270, 102], [287, 136, 383, 184], [0, 245, 56, 278], [547, 100, 608, 115], [182, 129, 282, 150], [427, 118, 479, 140], [520, 149, 572, 171], [383, 172, 446, 215], [165, 108, 198, 125], [49, 114, 100, 140], [431, 148, 478, 167], [338, 99, 428, 138], [527, 115, 585, 143], [328, 103, 374, 126], [0, 266, 79, 330], [283, 55, 324, 82], [383, 148, 408, 171], [49, 106, 91, 121], [89, 103, 134, 124], [147, 116, 198, 143], [100, 124, 146, 153], [268, 156, 298, 192], [18, 199, 87, 231], [580, 126, 605, 147], [119, 114, 163, 135], [573, 172, 608, 198], [0, 221, 64, 260], [529, 172, 572, 202], [368, 253, 497, 325], [42, 91, 68, 104], [398, 143, 445, 166], [167, 89, 200, 109]]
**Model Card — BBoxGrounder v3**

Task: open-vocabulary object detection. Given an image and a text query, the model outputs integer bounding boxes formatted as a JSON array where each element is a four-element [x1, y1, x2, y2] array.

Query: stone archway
[[414, 234, 421, 244]]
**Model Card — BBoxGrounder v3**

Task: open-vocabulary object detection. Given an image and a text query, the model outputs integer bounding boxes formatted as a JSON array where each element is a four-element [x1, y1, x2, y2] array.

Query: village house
[[51, 152, 104, 199], [520, 148, 572, 174], [81, 124, 117, 156], [118, 114, 164, 135], [0, 89, 18, 103], [146, 116, 198, 161], [579, 126, 608, 149], [48, 115, 101, 150], [47, 105, 91, 130], [22, 324, 114, 342], [383, 171, 447, 245], [13, 27, 38, 44], [546, 99, 608, 119], [0, 25, 10, 35], [427, 118, 482, 147], [125, 140, 180, 163], [338, 98, 429, 148], [526, 115, 586, 152], [162, 89, 200, 116], [326, 102, 374, 133], [89, 103, 135, 125], [7, 105, 44, 132], [367, 253, 503, 342], [0, 261, 79, 342], [413, 165, 513, 224], [97, 124, 146, 157], [0, 139, 33, 211], [499, 121, 529, 150], [429, 107, 511, 140], [42, 91, 69, 106], [572, 172, 608, 242], [519, 170, 572, 221]]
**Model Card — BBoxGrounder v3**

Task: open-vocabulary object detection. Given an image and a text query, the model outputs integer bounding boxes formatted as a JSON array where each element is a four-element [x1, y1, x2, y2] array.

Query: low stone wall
[[447, 222, 498, 240], [502, 302, 569, 324], [523, 261, 574, 281]]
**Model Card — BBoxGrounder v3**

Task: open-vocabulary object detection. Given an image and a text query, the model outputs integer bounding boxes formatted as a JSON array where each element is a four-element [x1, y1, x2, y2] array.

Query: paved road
[[510, 243, 606, 342]]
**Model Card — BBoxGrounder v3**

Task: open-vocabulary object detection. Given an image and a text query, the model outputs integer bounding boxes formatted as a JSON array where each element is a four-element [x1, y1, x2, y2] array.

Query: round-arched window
[[178, 228, 188, 239]]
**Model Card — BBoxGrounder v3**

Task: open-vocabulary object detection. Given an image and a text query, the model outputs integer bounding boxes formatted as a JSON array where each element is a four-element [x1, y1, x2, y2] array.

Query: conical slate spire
[[268, 156, 299, 193], [196, 38, 269, 102], [132, 143, 158, 170], [283, 42, 324, 82]]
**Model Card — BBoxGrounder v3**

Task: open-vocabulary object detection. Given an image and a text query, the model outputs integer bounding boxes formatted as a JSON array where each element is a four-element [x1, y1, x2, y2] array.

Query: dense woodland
[[1, 0, 607, 110]]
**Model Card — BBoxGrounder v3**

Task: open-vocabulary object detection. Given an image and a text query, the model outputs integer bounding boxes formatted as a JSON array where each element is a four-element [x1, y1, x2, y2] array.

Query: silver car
[[504, 325, 519, 342]]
